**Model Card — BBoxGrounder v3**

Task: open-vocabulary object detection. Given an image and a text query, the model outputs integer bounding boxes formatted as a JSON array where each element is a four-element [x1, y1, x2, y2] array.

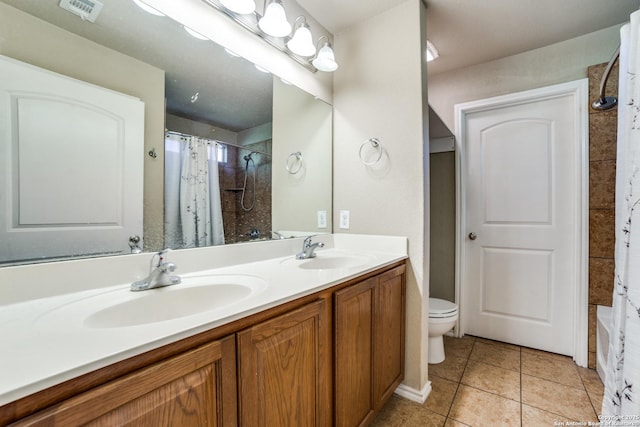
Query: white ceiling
[[297, 0, 640, 76]]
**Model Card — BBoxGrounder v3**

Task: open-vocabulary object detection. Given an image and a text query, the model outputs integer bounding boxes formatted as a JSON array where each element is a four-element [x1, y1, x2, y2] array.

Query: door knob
[[468, 232, 477, 240]]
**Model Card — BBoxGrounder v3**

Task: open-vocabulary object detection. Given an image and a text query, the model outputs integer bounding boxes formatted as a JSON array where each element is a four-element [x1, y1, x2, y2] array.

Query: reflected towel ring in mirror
[[359, 138, 383, 165], [286, 151, 303, 174]]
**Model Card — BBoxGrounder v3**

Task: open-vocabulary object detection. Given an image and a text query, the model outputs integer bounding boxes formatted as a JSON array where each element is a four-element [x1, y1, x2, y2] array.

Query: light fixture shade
[[287, 19, 315, 57], [220, 0, 256, 14], [426, 40, 439, 62], [258, 0, 291, 37], [132, 0, 165, 16], [312, 42, 338, 72]]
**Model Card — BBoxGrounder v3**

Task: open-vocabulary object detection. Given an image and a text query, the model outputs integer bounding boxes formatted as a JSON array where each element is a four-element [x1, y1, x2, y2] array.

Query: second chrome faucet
[[296, 236, 325, 260]]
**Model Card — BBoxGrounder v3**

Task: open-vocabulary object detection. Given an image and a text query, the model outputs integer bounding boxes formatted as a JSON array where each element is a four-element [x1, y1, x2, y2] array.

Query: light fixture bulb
[[287, 19, 315, 57], [132, 0, 165, 16], [312, 42, 338, 72], [183, 26, 208, 40], [220, 0, 256, 14], [258, 0, 291, 37], [426, 40, 439, 62]]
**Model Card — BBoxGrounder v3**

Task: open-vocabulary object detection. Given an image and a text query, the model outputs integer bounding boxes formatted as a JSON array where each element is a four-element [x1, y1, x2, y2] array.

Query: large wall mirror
[[0, 0, 332, 265]]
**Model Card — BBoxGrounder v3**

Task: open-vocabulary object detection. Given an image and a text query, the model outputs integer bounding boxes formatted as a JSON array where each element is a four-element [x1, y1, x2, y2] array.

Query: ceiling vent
[[59, 0, 104, 22]]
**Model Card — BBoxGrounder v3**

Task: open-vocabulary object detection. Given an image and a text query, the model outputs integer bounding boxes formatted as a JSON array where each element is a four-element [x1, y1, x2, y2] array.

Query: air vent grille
[[58, 0, 104, 22]]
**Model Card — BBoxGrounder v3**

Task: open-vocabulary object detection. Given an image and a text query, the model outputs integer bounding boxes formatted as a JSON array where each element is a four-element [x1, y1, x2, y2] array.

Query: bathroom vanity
[[0, 234, 407, 426]]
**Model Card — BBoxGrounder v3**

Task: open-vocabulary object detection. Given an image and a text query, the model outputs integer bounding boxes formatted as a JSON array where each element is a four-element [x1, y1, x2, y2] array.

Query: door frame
[[453, 79, 589, 366]]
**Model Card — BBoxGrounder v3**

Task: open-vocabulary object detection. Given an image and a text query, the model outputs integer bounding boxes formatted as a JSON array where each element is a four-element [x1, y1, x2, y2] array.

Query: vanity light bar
[[201, 0, 318, 72]]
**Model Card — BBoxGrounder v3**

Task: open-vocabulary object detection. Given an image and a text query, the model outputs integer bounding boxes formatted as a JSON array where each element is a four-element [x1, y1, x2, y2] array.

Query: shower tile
[[460, 360, 520, 401], [589, 111, 618, 161], [425, 375, 458, 416], [469, 341, 520, 372], [443, 335, 475, 359], [429, 355, 468, 382], [589, 258, 614, 306], [589, 209, 616, 258], [522, 375, 597, 422], [522, 351, 583, 389], [589, 160, 617, 210], [448, 385, 520, 426]]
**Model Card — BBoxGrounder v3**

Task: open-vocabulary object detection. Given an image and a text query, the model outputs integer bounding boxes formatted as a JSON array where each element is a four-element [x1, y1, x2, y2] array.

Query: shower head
[[243, 152, 258, 162]]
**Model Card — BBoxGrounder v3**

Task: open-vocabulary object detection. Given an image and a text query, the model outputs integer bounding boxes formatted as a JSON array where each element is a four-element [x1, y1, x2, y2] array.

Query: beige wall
[[428, 24, 622, 131], [272, 78, 333, 233], [429, 152, 456, 302], [333, 0, 429, 391], [0, 2, 166, 251]]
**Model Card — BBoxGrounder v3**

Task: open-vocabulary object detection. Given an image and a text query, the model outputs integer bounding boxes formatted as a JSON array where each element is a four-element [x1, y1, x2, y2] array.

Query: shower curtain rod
[[165, 130, 272, 157], [592, 45, 620, 110]]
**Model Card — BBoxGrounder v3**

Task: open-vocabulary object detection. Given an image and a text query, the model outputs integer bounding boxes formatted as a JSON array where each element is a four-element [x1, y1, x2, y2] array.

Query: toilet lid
[[429, 298, 457, 317]]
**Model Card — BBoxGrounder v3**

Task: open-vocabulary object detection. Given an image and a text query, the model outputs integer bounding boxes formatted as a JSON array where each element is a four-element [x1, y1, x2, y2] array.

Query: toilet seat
[[429, 298, 457, 318]]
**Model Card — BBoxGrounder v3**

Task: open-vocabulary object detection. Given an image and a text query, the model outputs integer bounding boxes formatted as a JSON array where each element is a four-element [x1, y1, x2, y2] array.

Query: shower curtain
[[602, 11, 640, 418], [164, 133, 225, 248]]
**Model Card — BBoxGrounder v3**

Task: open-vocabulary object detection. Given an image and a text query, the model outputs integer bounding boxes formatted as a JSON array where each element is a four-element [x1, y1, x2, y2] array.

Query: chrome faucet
[[131, 249, 181, 291], [296, 236, 325, 260]]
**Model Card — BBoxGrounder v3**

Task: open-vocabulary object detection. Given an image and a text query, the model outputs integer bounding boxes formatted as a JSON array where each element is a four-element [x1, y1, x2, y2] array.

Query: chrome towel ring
[[359, 138, 383, 165], [286, 151, 303, 174]]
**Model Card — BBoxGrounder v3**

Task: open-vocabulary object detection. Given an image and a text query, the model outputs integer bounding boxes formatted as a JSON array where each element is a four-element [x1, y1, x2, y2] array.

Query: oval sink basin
[[36, 274, 267, 329], [86, 284, 250, 328], [281, 253, 372, 271]]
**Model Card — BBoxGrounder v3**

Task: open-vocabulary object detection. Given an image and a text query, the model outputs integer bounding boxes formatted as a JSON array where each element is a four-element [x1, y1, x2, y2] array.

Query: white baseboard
[[394, 381, 432, 404]]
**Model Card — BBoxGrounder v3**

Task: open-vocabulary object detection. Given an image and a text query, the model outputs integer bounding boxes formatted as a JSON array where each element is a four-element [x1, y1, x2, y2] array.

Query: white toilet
[[428, 298, 458, 364]]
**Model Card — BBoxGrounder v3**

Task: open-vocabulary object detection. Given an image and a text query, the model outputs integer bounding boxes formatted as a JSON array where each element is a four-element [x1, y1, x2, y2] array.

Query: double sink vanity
[[0, 234, 407, 426]]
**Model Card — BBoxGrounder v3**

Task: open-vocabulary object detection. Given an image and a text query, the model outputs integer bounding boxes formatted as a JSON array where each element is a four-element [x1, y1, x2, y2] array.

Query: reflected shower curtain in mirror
[[602, 11, 640, 418], [164, 133, 225, 248]]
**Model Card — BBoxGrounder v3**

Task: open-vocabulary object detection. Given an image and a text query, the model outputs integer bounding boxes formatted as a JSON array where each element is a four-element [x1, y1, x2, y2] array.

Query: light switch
[[317, 210, 327, 228], [339, 210, 350, 229]]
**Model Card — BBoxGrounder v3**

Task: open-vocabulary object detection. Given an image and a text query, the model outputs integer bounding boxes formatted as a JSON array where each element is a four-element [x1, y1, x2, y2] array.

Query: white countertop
[[0, 234, 407, 406]]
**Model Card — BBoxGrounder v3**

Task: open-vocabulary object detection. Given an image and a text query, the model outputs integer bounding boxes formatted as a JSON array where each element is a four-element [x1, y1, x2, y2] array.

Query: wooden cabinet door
[[373, 265, 406, 408], [334, 277, 376, 427], [12, 336, 237, 427], [237, 299, 331, 427]]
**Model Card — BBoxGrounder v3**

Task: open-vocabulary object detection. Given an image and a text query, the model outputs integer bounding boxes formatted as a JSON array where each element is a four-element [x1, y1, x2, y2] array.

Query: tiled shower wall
[[587, 62, 618, 368], [219, 140, 272, 243]]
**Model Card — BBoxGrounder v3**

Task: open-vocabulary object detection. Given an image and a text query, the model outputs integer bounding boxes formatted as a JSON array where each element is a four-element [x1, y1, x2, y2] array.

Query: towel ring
[[286, 151, 303, 174], [359, 138, 383, 165]]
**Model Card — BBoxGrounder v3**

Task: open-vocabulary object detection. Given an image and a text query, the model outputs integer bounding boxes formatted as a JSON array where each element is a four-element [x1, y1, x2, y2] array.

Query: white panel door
[[459, 82, 587, 356], [0, 55, 144, 263]]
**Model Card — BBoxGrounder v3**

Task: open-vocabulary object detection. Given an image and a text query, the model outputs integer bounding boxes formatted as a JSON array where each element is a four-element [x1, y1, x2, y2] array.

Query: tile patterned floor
[[372, 335, 604, 427]]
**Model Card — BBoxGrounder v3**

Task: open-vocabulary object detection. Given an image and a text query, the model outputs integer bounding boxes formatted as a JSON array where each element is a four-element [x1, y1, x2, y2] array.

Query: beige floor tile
[[474, 337, 521, 352], [444, 336, 475, 359], [521, 346, 574, 363], [522, 374, 597, 422], [522, 403, 577, 426], [405, 407, 447, 427], [588, 392, 604, 417], [522, 351, 583, 388], [461, 360, 521, 401], [577, 366, 605, 396], [371, 395, 418, 427], [469, 341, 521, 372], [429, 355, 468, 382], [448, 385, 521, 426], [425, 375, 459, 416], [444, 418, 471, 427]]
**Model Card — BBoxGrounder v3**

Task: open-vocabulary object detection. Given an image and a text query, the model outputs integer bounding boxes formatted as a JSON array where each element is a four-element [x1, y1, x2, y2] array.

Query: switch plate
[[317, 210, 327, 228], [339, 210, 350, 229]]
